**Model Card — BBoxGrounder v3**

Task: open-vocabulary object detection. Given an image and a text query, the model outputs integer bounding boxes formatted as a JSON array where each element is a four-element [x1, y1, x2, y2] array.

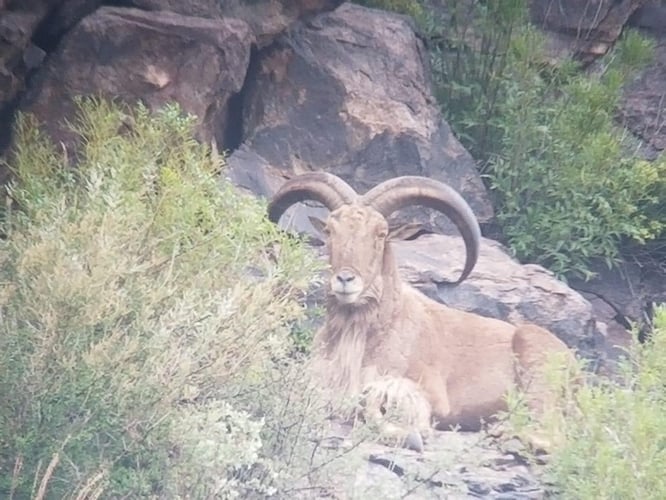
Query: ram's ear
[[308, 216, 327, 235], [388, 222, 426, 241]]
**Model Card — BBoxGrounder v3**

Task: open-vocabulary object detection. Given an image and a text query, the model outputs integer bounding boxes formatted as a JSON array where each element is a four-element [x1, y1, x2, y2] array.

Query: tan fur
[[310, 204, 577, 445]]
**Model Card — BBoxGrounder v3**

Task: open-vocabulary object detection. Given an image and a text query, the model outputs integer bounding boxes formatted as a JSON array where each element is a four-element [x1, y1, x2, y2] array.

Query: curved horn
[[362, 176, 481, 284], [268, 172, 358, 223]]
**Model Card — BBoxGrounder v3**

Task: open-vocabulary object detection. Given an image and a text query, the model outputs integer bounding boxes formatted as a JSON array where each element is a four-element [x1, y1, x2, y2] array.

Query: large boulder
[[227, 3, 494, 235], [0, 0, 102, 110], [1, 0, 105, 166], [130, 0, 343, 47], [530, 0, 644, 63], [18, 6, 253, 152], [1, 0, 341, 164]]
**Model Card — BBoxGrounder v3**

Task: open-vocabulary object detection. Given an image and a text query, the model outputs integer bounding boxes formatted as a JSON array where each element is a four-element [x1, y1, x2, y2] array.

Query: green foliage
[[353, 0, 425, 21], [426, 0, 529, 160], [0, 98, 332, 498], [489, 30, 665, 278], [427, 0, 665, 278], [535, 306, 666, 499]]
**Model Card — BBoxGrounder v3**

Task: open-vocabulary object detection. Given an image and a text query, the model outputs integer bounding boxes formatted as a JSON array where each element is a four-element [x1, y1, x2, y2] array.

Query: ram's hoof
[[403, 431, 424, 453]]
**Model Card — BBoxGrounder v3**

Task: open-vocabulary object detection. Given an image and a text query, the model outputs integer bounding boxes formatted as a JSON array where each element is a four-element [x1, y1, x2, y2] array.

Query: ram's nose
[[336, 269, 357, 285], [331, 268, 363, 303]]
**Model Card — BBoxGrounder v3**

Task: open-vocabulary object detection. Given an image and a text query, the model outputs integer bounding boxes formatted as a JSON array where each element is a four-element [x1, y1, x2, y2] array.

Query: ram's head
[[268, 173, 481, 306]]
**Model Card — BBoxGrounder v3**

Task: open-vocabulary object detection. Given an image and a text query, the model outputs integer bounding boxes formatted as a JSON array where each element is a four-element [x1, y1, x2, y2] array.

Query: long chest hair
[[314, 298, 382, 397], [312, 246, 402, 398]]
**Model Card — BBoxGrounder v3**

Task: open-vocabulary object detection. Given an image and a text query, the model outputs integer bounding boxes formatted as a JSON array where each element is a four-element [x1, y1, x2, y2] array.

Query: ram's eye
[[376, 229, 388, 239]]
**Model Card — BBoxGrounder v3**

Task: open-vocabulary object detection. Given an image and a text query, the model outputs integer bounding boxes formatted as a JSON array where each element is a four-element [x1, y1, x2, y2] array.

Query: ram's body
[[314, 258, 570, 433], [269, 173, 576, 445]]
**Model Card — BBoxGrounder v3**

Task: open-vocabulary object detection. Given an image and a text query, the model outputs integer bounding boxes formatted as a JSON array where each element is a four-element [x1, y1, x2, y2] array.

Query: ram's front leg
[[360, 373, 433, 452]]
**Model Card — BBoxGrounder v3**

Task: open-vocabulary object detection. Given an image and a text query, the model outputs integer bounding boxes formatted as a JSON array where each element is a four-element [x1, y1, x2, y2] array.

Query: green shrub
[[352, 0, 425, 20], [488, 29, 665, 278], [0, 98, 331, 498], [427, 0, 665, 278], [426, 0, 529, 160], [535, 305, 666, 499]]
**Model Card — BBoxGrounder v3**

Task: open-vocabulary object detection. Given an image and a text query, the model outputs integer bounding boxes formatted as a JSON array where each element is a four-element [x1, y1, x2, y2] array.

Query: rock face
[[0, 0, 101, 110], [227, 3, 494, 235], [0, 0, 341, 164], [19, 6, 253, 151], [131, 0, 343, 47], [530, 0, 644, 63], [621, 14, 666, 159]]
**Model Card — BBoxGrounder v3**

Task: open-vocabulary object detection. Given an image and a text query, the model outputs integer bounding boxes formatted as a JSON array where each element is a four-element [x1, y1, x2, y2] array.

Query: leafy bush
[[525, 305, 666, 499], [0, 98, 335, 498], [426, 0, 665, 278], [489, 30, 665, 278]]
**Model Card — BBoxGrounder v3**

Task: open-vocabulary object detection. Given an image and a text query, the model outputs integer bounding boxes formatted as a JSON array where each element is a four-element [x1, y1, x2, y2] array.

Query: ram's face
[[321, 205, 388, 305]]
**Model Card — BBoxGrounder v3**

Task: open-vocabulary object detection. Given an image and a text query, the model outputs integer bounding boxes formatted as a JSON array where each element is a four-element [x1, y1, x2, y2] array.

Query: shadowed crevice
[[222, 45, 259, 152]]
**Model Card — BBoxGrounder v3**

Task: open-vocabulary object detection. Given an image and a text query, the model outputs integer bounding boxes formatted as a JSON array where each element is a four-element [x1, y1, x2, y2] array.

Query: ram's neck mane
[[316, 247, 403, 396], [317, 300, 378, 396]]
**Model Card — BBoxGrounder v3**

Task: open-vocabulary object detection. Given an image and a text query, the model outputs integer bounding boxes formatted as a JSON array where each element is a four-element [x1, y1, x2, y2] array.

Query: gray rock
[[301, 427, 548, 499], [619, 29, 666, 158], [529, 0, 644, 63], [19, 7, 253, 152], [228, 3, 493, 235], [130, 0, 343, 48]]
